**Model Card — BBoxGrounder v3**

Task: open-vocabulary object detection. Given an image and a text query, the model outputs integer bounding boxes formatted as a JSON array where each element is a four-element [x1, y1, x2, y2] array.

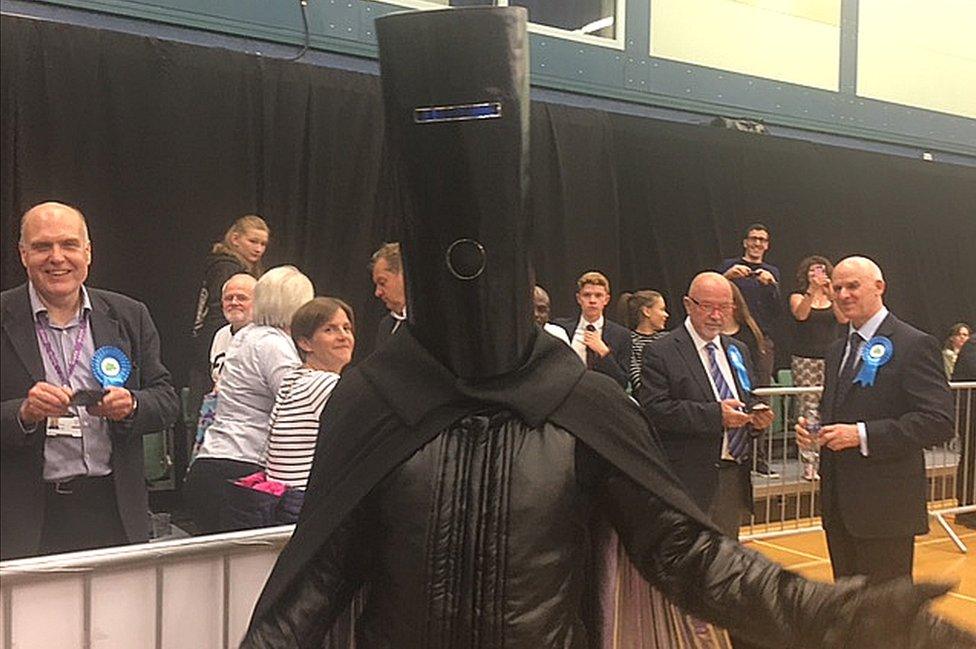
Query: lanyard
[[35, 312, 89, 386]]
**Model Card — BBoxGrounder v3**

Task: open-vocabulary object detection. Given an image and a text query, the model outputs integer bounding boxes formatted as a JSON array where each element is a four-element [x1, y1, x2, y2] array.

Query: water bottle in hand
[[800, 407, 821, 463]]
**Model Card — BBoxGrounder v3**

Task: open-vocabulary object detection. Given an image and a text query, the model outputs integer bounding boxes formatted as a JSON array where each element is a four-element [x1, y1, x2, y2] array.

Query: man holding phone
[[640, 272, 773, 649], [719, 223, 782, 479], [1, 201, 179, 559], [640, 272, 773, 538], [718, 223, 781, 381]]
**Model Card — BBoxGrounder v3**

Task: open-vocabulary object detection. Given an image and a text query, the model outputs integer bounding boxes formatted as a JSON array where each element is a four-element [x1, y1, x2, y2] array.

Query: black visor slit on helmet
[[445, 238, 487, 280]]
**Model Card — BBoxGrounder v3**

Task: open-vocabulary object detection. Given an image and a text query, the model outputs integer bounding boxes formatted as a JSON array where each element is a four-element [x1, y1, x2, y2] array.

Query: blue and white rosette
[[726, 345, 752, 392], [854, 336, 893, 387], [91, 346, 132, 387]]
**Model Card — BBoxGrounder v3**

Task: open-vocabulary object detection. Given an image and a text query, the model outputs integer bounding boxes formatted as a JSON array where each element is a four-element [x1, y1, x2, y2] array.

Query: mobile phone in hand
[[70, 389, 108, 407], [749, 403, 770, 413]]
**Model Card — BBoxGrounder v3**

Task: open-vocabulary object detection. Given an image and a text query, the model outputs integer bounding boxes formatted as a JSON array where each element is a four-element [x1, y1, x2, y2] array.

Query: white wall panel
[[160, 557, 223, 649], [9, 577, 84, 649], [0, 587, 7, 648], [227, 551, 278, 647], [90, 567, 156, 649]]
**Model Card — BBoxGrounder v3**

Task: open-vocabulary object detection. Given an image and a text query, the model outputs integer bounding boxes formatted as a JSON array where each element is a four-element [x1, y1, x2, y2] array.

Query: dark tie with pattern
[[839, 331, 863, 386], [706, 342, 750, 461], [585, 324, 597, 369]]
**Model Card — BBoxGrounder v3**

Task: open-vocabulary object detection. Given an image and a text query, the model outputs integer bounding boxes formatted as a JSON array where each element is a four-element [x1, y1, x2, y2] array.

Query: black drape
[[3, 16, 974, 385]]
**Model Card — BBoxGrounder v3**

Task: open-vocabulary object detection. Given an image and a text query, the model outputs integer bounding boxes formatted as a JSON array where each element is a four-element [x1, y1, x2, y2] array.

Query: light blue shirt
[[29, 283, 113, 481], [839, 306, 889, 456]]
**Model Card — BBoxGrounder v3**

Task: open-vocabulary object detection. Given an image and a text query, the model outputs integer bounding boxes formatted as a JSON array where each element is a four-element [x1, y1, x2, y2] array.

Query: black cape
[[249, 327, 713, 626]]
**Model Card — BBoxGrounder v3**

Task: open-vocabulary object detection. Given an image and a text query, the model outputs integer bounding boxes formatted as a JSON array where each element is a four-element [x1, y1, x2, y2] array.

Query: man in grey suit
[[1, 201, 179, 559]]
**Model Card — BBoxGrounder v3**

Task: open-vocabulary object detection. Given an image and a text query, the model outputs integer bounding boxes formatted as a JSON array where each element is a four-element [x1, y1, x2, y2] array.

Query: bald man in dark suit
[[797, 256, 953, 582]]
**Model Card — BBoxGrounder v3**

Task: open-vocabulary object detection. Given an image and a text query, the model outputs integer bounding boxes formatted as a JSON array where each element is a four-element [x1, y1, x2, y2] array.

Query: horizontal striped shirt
[[265, 368, 341, 489]]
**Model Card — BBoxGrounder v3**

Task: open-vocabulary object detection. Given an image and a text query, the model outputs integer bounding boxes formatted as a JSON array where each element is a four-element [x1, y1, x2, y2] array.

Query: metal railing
[[741, 381, 976, 552]]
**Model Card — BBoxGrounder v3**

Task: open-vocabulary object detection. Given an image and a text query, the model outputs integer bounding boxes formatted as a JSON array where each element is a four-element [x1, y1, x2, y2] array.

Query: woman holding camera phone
[[789, 255, 848, 480]]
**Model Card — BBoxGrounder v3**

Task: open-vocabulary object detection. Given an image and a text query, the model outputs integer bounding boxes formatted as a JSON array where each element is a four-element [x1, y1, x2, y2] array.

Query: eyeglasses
[[686, 296, 733, 315], [746, 236, 769, 243]]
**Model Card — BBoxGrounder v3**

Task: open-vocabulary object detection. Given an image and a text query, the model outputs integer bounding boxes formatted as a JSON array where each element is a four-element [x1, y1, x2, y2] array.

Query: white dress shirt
[[839, 306, 889, 456], [571, 315, 604, 364], [544, 322, 572, 346], [684, 318, 741, 460]]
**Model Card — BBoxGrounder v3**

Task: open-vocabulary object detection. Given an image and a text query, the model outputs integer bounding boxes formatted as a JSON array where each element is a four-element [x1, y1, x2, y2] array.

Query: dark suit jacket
[[552, 315, 631, 389], [1, 283, 180, 559], [638, 326, 762, 512], [373, 312, 404, 350], [819, 313, 952, 539], [953, 340, 976, 381]]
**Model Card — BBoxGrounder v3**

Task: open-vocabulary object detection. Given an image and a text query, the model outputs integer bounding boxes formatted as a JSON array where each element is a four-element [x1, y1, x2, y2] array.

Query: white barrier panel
[[744, 381, 975, 543], [0, 526, 292, 649]]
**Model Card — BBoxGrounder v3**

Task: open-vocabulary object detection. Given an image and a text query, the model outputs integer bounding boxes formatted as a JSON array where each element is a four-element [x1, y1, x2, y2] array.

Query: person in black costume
[[241, 8, 973, 649]]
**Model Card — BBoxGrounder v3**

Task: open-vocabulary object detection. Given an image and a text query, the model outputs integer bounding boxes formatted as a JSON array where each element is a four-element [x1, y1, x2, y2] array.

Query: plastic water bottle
[[800, 406, 821, 464]]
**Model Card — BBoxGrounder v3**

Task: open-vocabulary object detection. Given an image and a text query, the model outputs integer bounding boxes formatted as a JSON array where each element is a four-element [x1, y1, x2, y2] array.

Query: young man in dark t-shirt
[[718, 223, 782, 477]]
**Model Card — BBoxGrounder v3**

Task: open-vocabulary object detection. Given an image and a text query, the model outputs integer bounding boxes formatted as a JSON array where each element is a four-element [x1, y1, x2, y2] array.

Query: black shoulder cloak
[[249, 328, 712, 626]]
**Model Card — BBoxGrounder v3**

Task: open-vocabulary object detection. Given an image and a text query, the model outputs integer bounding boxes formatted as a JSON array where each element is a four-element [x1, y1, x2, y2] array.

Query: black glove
[[830, 578, 976, 649]]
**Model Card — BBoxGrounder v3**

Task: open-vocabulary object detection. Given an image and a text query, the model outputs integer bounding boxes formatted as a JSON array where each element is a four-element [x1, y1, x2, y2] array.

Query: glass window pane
[[650, 0, 841, 91], [511, 0, 618, 39], [857, 0, 976, 118]]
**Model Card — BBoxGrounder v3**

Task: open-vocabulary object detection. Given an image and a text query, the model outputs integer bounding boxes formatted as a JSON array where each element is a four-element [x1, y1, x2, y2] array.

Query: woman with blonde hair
[[184, 265, 313, 534], [191, 215, 270, 352], [723, 282, 770, 381], [188, 215, 271, 451]]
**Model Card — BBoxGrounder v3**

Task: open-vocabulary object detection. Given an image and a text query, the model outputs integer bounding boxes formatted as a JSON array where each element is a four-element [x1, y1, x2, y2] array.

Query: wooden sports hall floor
[[745, 516, 976, 633]]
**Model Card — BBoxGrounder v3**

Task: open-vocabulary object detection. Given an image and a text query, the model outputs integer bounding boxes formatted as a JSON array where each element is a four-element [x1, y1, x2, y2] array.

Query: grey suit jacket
[[1, 283, 179, 559]]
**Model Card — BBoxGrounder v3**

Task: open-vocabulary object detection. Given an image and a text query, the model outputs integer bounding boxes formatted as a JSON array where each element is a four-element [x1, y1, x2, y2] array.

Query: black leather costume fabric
[[239, 330, 976, 649]]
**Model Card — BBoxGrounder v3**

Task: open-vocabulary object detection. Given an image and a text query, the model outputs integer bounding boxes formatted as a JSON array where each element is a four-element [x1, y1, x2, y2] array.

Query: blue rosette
[[91, 346, 132, 387], [854, 336, 893, 387], [726, 344, 752, 392]]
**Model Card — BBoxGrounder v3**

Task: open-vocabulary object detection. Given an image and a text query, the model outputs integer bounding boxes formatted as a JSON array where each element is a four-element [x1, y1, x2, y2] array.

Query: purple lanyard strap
[[35, 313, 89, 386]]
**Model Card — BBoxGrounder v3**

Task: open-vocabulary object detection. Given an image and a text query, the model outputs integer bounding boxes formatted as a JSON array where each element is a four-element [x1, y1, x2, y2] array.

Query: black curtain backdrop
[[3, 16, 975, 385]]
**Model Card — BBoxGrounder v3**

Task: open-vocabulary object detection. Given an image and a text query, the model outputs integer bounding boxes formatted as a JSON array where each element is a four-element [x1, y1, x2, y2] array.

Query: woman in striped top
[[266, 297, 355, 491], [617, 290, 669, 394]]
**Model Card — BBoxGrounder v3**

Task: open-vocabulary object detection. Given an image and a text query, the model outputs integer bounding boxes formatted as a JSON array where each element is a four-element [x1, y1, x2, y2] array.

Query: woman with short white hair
[[184, 265, 314, 534]]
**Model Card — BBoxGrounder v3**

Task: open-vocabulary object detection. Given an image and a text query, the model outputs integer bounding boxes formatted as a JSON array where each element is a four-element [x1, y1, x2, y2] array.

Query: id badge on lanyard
[[36, 313, 89, 438], [47, 415, 83, 438]]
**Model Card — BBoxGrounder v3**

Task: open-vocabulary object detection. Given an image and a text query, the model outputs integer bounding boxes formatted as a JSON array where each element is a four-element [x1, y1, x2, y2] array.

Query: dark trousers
[[183, 457, 262, 534], [707, 462, 751, 539], [707, 463, 762, 649], [825, 525, 914, 583], [40, 475, 128, 555]]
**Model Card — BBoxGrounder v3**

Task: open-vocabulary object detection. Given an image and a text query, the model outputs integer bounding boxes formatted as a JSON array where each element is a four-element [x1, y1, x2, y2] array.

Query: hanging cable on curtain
[[282, 0, 311, 62]]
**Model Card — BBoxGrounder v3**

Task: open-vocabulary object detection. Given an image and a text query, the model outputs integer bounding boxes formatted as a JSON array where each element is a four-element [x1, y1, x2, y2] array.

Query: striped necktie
[[706, 342, 749, 461]]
